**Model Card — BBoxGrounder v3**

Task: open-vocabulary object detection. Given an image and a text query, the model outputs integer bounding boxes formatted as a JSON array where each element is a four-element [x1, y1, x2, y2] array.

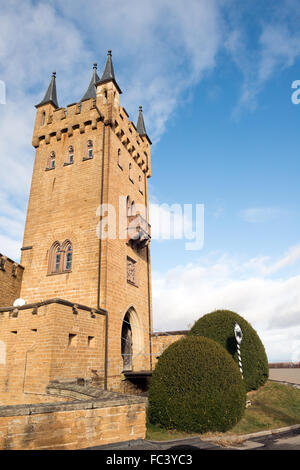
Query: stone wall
[[0, 394, 147, 450], [0, 299, 106, 405], [151, 331, 188, 366], [0, 254, 23, 307]]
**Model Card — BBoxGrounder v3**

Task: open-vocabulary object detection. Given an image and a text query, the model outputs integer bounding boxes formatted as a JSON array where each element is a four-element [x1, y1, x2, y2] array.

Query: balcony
[[127, 214, 151, 247]]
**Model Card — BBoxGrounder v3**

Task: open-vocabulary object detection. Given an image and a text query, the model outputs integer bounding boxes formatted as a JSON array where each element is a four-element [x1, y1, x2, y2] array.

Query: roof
[[96, 50, 122, 94], [36, 72, 59, 108], [81, 63, 100, 102]]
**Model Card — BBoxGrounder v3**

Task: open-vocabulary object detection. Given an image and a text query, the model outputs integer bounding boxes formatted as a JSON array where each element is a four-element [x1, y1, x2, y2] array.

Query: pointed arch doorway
[[121, 312, 132, 371], [121, 307, 144, 372]]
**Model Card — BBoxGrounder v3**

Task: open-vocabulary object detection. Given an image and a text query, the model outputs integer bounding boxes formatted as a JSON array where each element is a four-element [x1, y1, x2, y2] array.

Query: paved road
[[269, 368, 300, 385], [228, 428, 300, 450], [86, 428, 300, 451]]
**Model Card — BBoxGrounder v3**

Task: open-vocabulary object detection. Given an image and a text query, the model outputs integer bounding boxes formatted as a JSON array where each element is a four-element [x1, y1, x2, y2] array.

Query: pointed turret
[[136, 106, 147, 136], [96, 50, 122, 94], [136, 106, 152, 144], [81, 63, 100, 102], [36, 72, 59, 108]]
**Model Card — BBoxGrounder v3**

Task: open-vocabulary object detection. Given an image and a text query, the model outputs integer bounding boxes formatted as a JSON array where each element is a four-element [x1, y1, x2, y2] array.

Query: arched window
[[118, 149, 122, 168], [48, 151, 55, 169], [87, 140, 93, 158], [48, 242, 61, 274], [126, 196, 130, 218], [48, 241, 73, 274], [63, 242, 73, 271], [130, 201, 136, 216], [129, 163, 133, 182], [103, 89, 108, 104], [68, 146, 74, 164], [139, 175, 143, 193], [54, 246, 61, 272], [41, 111, 46, 126]]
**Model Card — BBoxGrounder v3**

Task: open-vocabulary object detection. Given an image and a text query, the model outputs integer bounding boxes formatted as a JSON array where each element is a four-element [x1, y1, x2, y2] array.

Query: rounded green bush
[[148, 336, 246, 433], [189, 310, 269, 391]]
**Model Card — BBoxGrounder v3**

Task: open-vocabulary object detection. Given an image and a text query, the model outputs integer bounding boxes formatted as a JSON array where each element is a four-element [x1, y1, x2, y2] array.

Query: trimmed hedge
[[148, 336, 246, 433], [189, 310, 269, 391]]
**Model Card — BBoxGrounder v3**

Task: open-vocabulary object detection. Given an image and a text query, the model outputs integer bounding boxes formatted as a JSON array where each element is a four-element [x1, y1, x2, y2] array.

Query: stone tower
[[19, 51, 153, 389]]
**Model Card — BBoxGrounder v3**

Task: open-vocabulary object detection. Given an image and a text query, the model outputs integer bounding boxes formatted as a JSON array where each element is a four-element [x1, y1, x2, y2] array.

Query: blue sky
[[1, 0, 300, 361]]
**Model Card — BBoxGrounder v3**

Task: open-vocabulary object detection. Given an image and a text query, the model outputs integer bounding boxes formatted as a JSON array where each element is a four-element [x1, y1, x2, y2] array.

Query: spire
[[96, 50, 122, 94], [136, 106, 147, 136], [136, 106, 152, 144], [36, 72, 59, 108], [81, 63, 100, 102]]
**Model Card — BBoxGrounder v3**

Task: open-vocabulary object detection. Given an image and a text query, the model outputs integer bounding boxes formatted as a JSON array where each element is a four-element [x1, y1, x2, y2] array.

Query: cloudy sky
[[1, 0, 300, 362]]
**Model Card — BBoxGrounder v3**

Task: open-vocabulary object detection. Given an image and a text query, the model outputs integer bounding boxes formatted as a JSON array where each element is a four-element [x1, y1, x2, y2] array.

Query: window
[[126, 196, 130, 217], [87, 140, 93, 158], [130, 201, 136, 216], [103, 89, 108, 104], [118, 148, 122, 168], [54, 246, 61, 272], [47, 151, 55, 169], [41, 111, 46, 126], [139, 175, 143, 193], [68, 146, 74, 164], [48, 240, 73, 274], [129, 163, 133, 182], [64, 243, 73, 271]]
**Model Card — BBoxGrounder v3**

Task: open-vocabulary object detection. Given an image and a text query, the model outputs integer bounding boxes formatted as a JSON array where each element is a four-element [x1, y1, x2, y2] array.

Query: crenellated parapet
[[32, 98, 102, 148]]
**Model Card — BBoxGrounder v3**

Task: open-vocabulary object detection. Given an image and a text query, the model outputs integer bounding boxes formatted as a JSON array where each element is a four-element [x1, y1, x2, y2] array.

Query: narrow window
[[118, 148, 122, 168], [131, 201, 136, 216], [41, 111, 46, 126], [65, 244, 72, 271], [54, 246, 61, 272], [139, 175, 143, 193], [126, 196, 130, 218], [103, 89, 108, 104], [87, 140, 93, 158], [68, 146, 74, 164], [129, 163, 133, 182], [88, 336, 95, 348], [48, 151, 55, 169]]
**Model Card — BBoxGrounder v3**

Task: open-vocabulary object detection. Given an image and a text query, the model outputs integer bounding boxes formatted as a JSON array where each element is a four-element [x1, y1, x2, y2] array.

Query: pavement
[[269, 368, 300, 385], [86, 427, 300, 450]]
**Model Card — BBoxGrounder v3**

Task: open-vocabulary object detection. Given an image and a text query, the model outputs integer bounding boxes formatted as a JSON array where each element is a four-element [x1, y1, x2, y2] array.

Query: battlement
[[32, 98, 102, 147], [33, 98, 151, 176]]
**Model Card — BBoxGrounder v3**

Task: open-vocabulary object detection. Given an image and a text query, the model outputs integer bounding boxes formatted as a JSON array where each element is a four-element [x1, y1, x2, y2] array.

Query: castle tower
[[20, 51, 153, 388]]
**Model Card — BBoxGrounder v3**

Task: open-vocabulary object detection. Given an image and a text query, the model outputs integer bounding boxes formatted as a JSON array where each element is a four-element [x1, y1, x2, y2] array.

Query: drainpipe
[[96, 106, 108, 390], [144, 168, 153, 371]]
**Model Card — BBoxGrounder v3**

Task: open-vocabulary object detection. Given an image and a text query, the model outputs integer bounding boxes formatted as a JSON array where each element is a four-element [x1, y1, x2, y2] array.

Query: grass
[[146, 381, 300, 441]]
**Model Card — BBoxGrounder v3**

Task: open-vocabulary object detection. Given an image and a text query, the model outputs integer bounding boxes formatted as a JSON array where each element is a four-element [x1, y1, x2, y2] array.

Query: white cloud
[[240, 207, 284, 223], [226, 14, 300, 114], [152, 246, 300, 362]]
